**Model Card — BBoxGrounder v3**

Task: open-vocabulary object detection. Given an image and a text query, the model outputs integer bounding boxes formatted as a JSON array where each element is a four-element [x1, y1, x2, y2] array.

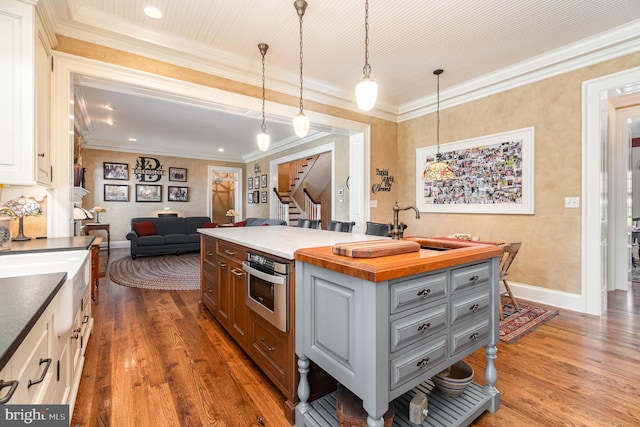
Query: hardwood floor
[[72, 249, 640, 426]]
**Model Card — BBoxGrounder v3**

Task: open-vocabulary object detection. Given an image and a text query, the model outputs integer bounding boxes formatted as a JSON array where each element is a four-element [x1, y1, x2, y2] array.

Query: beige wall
[[56, 36, 640, 296], [82, 149, 243, 241], [397, 52, 640, 294]]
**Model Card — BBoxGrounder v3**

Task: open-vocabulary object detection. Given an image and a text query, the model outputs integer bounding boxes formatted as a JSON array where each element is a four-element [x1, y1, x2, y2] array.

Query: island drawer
[[451, 262, 491, 294], [450, 318, 490, 357], [389, 271, 447, 315], [202, 236, 216, 268], [389, 334, 447, 391], [450, 287, 490, 326], [390, 305, 447, 353], [247, 310, 288, 393], [217, 240, 245, 262]]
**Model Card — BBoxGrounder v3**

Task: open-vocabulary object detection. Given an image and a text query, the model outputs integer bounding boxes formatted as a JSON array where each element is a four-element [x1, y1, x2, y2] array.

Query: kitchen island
[[197, 226, 384, 423], [294, 238, 503, 427]]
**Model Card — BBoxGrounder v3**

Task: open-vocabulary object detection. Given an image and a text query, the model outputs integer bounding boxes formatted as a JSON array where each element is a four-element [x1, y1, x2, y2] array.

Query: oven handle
[[242, 261, 286, 286]]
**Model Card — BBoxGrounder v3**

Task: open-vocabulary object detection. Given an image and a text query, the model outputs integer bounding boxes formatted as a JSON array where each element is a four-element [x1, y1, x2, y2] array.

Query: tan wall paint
[[398, 52, 640, 294], [55, 36, 640, 295], [82, 149, 243, 241]]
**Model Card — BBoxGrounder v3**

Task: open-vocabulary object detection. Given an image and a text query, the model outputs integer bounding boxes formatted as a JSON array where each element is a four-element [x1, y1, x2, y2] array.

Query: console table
[[83, 223, 110, 254]]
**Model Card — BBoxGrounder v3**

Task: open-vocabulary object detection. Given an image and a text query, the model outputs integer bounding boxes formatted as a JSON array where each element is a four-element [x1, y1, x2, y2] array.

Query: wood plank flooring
[[72, 249, 640, 426]]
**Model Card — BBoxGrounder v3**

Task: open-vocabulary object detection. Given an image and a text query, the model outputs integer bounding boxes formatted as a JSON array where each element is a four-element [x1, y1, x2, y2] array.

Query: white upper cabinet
[[0, 0, 52, 186]]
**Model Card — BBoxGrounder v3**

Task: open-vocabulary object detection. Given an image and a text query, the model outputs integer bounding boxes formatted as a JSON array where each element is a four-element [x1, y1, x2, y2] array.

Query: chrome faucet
[[390, 202, 420, 240]]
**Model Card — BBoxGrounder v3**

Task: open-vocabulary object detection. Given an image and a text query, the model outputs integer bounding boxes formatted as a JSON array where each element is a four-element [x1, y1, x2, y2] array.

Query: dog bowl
[[432, 360, 474, 396]]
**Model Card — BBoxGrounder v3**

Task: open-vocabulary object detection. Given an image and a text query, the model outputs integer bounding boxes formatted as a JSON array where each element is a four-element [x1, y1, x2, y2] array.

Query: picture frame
[[253, 176, 260, 189], [261, 174, 267, 188], [416, 127, 534, 214], [248, 192, 254, 203], [104, 184, 129, 202], [103, 162, 129, 180], [248, 176, 253, 190], [136, 184, 162, 202], [253, 190, 259, 203], [169, 167, 187, 182], [261, 191, 267, 203], [168, 186, 189, 202]]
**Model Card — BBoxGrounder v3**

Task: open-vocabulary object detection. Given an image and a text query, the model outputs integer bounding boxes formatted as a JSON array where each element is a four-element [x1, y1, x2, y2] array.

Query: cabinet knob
[[37, 153, 45, 157], [469, 303, 479, 313], [469, 332, 480, 341], [417, 322, 431, 333], [468, 275, 479, 283], [416, 357, 431, 368]]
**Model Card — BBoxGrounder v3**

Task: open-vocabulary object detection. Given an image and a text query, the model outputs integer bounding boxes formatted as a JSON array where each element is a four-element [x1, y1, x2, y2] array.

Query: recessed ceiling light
[[103, 104, 113, 111], [144, 6, 163, 19], [218, 148, 224, 152], [128, 137, 137, 142], [104, 119, 114, 126]]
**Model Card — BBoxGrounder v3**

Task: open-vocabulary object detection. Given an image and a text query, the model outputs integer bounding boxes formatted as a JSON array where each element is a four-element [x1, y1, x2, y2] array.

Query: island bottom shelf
[[300, 380, 496, 427]]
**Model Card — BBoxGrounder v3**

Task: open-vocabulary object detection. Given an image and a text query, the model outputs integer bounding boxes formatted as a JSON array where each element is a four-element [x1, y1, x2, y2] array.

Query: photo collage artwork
[[102, 162, 189, 203], [248, 174, 268, 204]]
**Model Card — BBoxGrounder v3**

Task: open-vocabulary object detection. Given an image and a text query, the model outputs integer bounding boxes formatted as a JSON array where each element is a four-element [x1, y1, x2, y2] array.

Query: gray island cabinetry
[[294, 241, 503, 427]]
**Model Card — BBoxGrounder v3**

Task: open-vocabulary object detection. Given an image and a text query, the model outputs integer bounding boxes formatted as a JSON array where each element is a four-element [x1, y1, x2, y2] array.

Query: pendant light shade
[[293, 0, 309, 137], [424, 69, 456, 181], [355, 0, 377, 111], [257, 43, 270, 151]]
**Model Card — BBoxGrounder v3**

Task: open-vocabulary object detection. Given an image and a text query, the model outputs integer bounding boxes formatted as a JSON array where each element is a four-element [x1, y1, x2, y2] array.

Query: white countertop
[[198, 226, 386, 259]]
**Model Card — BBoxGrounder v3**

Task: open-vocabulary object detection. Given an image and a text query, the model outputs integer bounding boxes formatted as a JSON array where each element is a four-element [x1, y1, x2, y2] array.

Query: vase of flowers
[[225, 209, 237, 224]]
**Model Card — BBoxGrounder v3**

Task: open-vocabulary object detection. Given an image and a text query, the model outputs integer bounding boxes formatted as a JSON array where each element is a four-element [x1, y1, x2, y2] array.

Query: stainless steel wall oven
[[243, 252, 289, 332]]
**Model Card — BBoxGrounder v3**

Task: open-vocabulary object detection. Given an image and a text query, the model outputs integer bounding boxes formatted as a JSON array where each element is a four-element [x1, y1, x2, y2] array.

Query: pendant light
[[355, 0, 378, 111], [292, 0, 310, 137], [257, 43, 270, 151], [424, 69, 456, 181]]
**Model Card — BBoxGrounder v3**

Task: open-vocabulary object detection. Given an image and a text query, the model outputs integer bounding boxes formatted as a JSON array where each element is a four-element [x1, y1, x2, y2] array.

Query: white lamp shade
[[293, 113, 310, 137], [356, 77, 378, 111], [257, 132, 270, 151]]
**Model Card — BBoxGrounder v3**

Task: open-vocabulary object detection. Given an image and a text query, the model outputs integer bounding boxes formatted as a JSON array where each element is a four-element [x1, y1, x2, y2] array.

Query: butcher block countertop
[[294, 237, 503, 282]]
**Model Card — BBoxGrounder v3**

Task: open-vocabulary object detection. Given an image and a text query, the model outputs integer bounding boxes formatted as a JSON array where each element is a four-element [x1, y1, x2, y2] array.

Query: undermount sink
[[0, 250, 90, 335]]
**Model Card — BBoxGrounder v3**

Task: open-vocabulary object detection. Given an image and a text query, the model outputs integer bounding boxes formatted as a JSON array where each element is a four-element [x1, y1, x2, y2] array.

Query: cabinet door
[[216, 256, 230, 324], [34, 15, 52, 186], [229, 259, 247, 345]]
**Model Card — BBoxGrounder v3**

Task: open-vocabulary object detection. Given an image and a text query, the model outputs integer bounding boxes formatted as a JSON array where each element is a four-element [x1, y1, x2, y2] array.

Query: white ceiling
[[41, 0, 640, 161]]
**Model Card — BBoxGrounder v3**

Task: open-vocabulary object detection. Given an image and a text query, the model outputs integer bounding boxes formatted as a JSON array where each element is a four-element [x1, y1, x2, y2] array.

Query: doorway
[[208, 166, 242, 225]]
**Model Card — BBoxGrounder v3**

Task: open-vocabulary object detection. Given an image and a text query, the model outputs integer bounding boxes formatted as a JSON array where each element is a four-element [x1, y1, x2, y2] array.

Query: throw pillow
[[233, 221, 246, 227], [261, 223, 269, 226], [201, 222, 218, 228], [133, 221, 157, 237]]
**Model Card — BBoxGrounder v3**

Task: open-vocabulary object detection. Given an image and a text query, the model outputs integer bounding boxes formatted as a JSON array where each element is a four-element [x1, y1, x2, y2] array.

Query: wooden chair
[[499, 242, 521, 320]]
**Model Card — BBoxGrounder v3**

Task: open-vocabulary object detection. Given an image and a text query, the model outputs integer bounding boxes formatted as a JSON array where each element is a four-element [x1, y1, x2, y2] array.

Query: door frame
[[208, 166, 243, 224]]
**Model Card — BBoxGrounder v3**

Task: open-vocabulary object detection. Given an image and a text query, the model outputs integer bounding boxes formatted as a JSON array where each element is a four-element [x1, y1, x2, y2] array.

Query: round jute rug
[[109, 253, 200, 290]]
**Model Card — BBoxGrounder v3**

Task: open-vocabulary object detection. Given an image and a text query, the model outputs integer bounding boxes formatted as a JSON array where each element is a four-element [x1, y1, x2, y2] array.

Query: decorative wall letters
[[371, 168, 394, 193], [133, 156, 166, 182]]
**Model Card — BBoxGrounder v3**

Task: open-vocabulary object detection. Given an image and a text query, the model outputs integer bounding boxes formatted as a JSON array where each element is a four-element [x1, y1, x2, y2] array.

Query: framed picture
[[253, 190, 259, 203], [104, 184, 129, 202], [168, 186, 189, 202], [261, 191, 267, 203], [253, 176, 259, 189], [169, 167, 187, 182], [416, 127, 534, 214], [103, 162, 129, 180], [261, 174, 267, 188], [248, 192, 254, 203], [248, 177, 253, 190], [136, 184, 162, 202]]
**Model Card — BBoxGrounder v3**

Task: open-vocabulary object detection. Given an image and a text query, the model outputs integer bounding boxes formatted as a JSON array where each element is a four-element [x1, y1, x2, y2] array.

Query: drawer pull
[[206, 287, 213, 293], [224, 250, 237, 256], [217, 261, 227, 267], [206, 251, 214, 256], [417, 322, 432, 333], [416, 357, 431, 368], [468, 275, 479, 283], [259, 338, 276, 351], [231, 268, 244, 276], [469, 303, 479, 313], [417, 288, 431, 299], [82, 315, 90, 324], [0, 380, 19, 404], [469, 332, 480, 341], [28, 358, 52, 389]]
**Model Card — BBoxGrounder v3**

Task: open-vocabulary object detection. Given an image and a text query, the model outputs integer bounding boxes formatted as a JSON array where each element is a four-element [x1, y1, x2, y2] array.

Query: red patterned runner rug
[[499, 297, 559, 344]]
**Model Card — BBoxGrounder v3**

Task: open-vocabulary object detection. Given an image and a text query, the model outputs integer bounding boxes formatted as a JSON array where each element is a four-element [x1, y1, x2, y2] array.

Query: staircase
[[274, 156, 322, 226]]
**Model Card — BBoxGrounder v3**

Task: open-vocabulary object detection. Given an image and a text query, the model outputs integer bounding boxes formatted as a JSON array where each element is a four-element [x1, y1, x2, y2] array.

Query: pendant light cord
[[363, 0, 371, 78], [261, 47, 267, 133], [434, 68, 443, 159], [298, 10, 305, 114]]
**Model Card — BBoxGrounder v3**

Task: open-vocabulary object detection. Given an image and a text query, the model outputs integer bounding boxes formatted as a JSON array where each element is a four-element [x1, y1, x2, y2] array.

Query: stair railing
[[273, 188, 290, 225], [303, 188, 321, 222]]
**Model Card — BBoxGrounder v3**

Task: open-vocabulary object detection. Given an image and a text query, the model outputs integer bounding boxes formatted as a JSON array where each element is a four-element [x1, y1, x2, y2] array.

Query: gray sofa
[[126, 216, 211, 259]]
